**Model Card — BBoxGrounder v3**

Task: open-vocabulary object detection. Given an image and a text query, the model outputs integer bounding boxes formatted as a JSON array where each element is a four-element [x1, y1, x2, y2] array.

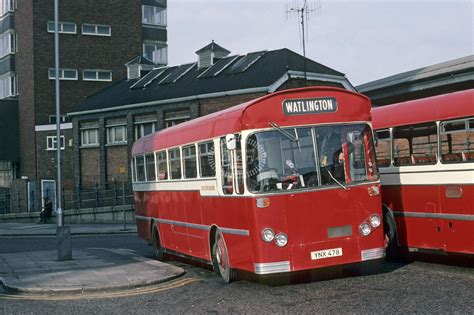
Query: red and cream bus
[[372, 89, 473, 257], [132, 86, 385, 282]]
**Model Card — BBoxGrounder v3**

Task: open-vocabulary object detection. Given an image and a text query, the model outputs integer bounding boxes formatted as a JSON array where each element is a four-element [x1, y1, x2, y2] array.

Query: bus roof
[[372, 89, 473, 130], [132, 86, 371, 155]]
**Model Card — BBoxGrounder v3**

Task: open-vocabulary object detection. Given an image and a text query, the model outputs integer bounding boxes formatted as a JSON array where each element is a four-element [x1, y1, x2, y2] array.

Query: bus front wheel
[[151, 223, 164, 261], [212, 231, 236, 283]]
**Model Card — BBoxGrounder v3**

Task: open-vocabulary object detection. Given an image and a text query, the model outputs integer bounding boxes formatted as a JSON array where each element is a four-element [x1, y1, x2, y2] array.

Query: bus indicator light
[[256, 197, 271, 208]]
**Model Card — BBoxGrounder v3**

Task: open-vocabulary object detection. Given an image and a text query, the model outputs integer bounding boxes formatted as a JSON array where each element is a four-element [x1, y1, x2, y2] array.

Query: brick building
[[0, 0, 168, 211], [68, 42, 355, 201]]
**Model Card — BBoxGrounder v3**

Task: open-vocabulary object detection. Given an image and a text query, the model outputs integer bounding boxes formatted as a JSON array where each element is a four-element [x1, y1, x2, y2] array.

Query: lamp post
[[54, 0, 71, 261]]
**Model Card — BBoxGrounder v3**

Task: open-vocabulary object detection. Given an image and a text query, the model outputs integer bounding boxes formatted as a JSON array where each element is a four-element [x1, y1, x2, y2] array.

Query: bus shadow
[[237, 259, 408, 286]]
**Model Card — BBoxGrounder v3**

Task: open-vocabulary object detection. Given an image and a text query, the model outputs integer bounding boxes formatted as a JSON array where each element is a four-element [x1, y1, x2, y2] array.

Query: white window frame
[[143, 43, 167, 64], [47, 21, 77, 34], [81, 24, 111, 36], [46, 135, 65, 151], [0, 72, 17, 99], [82, 69, 112, 82], [106, 125, 127, 145], [49, 68, 78, 81], [0, 30, 15, 58], [134, 120, 156, 140], [80, 128, 99, 147], [0, 0, 16, 17], [142, 5, 167, 26]]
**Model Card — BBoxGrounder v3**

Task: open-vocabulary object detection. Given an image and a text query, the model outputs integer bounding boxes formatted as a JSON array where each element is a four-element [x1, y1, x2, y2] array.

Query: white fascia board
[[35, 123, 73, 132]]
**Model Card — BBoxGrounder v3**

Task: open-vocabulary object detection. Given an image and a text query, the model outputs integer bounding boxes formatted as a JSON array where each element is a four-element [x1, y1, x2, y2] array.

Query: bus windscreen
[[246, 124, 378, 193]]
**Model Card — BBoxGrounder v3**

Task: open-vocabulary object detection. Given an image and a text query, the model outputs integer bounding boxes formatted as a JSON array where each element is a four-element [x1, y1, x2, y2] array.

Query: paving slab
[[0, 248, 184, 294]]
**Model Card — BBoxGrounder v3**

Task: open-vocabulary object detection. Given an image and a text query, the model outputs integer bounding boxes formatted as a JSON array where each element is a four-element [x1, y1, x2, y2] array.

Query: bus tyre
[[383, 205, 400, 261], [212, 231, 236, 283], [152, 223, 164, 261]]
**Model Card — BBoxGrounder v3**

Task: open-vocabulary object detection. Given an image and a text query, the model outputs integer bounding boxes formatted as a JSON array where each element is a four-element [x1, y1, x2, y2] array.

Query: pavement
[[0, 223, 185, 294]]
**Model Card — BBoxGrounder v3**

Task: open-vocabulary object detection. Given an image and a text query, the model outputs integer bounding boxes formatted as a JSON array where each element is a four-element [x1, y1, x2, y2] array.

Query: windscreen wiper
[[269, 122, 301, 151], [325, 168, 350, 191]]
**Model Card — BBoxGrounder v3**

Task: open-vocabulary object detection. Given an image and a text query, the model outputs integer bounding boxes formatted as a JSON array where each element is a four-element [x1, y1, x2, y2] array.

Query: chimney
[[125, 56, 155, 80], [195, 40, 231, 68]]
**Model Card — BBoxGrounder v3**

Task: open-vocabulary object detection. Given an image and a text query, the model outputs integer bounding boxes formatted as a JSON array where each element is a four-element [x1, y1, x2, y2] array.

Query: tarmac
[[0, 223, 185, 294]]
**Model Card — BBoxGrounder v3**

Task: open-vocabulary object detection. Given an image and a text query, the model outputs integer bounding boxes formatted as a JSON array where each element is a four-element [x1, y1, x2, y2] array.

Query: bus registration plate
[[311, 248, 343, 260]]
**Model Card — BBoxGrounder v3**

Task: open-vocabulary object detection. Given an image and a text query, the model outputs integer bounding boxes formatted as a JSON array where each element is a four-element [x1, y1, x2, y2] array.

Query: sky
[[166, 0, 473, 85]]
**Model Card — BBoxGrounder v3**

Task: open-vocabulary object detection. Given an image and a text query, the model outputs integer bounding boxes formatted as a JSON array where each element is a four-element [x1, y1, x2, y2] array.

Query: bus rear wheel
[[151, 223, 164, 261], [212, 231, 236, 283]]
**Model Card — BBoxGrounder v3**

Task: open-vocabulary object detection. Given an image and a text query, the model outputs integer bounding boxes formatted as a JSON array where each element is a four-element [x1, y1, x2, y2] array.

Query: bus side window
[[374, 129, 391, 167], [220, 137, 233, 195], [169, 148, 182, 179], [136, 155, 145, 182], [156, 151, 168, 180], [199, 141, 215, 177], [440, 118, 474, 163], [145, 153, 156, 181], [183, 145, 197, 179], [393, 123, 437, 166]]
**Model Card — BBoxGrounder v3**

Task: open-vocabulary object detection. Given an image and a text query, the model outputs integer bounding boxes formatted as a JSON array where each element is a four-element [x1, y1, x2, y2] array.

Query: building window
[[46, 136, 65, 151], [143, 43, 167, 64], [83, 69, 112, 81], [82, 24, 111, 36], [107, 125, 127, 145], [49, 68, 78, 80], [0, 160, 13, 188], [48, 115, 68, 124], [47, 21, 77, 34], [81, 128, 98, 147], [0, 73, 17, 99], [0, 0, 15, 17], [0, 31, 15, 58], [142, 5, 167, 26], [134, 121, 156, 140], [164, 109, 190, 128]]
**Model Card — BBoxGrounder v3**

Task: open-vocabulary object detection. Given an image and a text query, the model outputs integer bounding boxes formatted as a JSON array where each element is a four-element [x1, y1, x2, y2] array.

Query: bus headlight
[[370, 214, 381, 228], [274, 233, 288, 247], [359, 223, 371, 236], [261, 228, 275, 242]]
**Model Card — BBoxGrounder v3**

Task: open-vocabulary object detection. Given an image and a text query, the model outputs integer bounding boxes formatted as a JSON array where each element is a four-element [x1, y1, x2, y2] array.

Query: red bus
[[132, 86, 385, 282], [372, 89, 473, 257]]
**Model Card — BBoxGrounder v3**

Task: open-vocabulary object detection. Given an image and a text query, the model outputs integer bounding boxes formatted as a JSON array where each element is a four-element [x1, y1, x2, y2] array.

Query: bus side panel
[[381, 184, 444, 251], [439, 184, 474, 254], [134, 191, 152, 242], [202, 197, 255, 272], [185, 191, 207, 259]]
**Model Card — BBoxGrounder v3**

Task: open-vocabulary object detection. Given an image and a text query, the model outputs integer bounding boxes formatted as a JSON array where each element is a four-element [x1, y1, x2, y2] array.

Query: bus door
[[439, 119, 474, 254]]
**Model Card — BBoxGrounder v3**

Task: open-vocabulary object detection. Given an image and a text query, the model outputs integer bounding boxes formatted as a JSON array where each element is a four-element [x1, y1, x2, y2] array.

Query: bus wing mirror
[[226, 134, 236, 150]]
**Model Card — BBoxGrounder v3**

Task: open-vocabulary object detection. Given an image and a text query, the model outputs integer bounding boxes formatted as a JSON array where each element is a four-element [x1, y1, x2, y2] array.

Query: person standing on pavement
[[39, 196, 53, 224]]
